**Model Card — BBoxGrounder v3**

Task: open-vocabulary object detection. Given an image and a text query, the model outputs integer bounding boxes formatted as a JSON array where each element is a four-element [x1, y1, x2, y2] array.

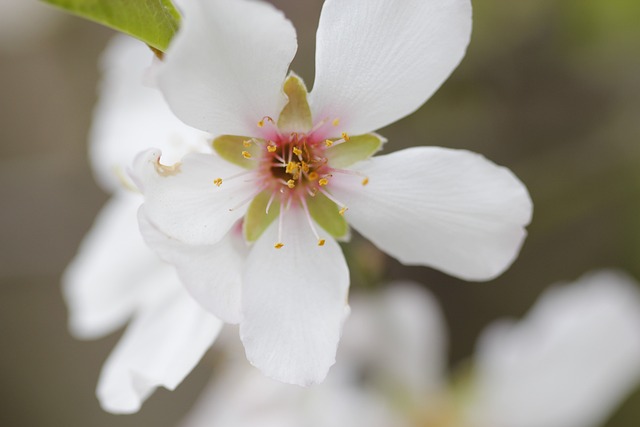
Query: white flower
[[63, 35, 226, 414], [132, 0, 533, 386], [178, 272, 640, 427]]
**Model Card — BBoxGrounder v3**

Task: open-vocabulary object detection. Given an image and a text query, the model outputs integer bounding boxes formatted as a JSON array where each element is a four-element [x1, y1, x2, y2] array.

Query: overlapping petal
[[90, 35, 210, 193], [63, 193, 160, 339], [469, 271, 640, 427], [96, 282, 222, 414], [310, 0, 472, 136], [138, 212, 246, 324], [330, 147, 532, 281], [240, 208, 350, 386], [133, 149, 257, 245], [158, 0, 297, 136]]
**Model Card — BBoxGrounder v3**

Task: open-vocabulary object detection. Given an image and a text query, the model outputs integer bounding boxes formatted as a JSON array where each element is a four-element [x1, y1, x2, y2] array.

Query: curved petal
[[468, 271, 640, 427], [91, 35, 210, 193], [343, 283, 448, 396], [138, 211, 246, 324], [159, 0, 297, 136], [330, 147, 532, 281], [310, 0, 472, 136], [96, 283, 223, 414], [240, 208, 350, 386], [133, 149, 257, 245], [62, 193, 161, 339]]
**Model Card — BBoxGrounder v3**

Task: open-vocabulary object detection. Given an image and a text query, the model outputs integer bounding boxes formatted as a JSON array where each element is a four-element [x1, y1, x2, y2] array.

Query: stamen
[[339, 207, 348, 216], [319, 188, 348, 214], [341, 132, 350, 141], [274, 242, 284, 249], [361, 177, 369, 186], [257, 116, 275, 128], [292, 147, 302, 157], [274, 199, 285, 249], [267, 143, 277, 153], [300, 196, 325, 247], [213, 178, 223, 187], [318, 177, 329, 186], [242, 140, 252, 147], [325, 139, 333, 147], [332, 118, 340, 127], [287, 179, 296, 189], [265, 191, 277, 214], [241, 151, 252, 159]]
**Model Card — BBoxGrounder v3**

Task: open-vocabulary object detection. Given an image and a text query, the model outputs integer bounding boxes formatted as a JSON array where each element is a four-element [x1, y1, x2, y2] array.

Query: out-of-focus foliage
[[40, 0, 180, 52]]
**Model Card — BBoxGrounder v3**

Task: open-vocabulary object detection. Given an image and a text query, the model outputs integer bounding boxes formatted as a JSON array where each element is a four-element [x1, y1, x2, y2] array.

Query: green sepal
[[212, 135, 261, 169], [307, 192, 348, 239], [40, 0, 181, 52], [277, 74, 313, 133], [244, 191, 280, 242], [325, 133, 384, 169]]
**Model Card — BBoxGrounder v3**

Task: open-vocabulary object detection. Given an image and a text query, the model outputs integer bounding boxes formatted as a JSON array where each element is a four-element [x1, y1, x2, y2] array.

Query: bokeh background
[[2, 0, 640, 425]]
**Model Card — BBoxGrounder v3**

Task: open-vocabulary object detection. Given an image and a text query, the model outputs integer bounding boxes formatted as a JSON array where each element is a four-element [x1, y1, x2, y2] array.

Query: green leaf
[[40, 0, 181, 52], [212, 135, 261, 169], [277, 73, 313, 133], [244, 191, 280, 242], [307, 192, 348, 239], [325, 133, 385, 169]]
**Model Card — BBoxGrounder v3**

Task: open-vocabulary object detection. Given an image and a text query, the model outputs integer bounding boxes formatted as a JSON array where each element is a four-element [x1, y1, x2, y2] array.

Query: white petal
[[97, 283, 223, 414], [90, 35, 210, 193], [468, 271, 640, 427], [240, 208, 350, 386], [138, 211, 246, 324], [159, 0, 297, 136], [133, 149, 257, 245], [343, 283, 447, 396], [62, 193, 161, 339], [330, 147, 532, 281], [310, 0, 472, 136]]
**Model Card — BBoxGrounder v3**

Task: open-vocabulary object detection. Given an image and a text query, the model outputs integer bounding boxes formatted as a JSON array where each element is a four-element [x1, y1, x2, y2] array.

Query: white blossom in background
[[63, 35, 228, 414], [178, 272, 640, 427], [133, 0, 533, 386]]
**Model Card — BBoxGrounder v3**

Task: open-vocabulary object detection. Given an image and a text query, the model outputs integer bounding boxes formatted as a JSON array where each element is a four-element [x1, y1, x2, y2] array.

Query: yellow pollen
[[274, 242, 284, 249], [318, 239, 326, 246], [258, 116, 274, 128], [242, 140, 252, 147], [301, 162, 310, 173], [325, 139, 333, 147], [308, 171, 319, 181], [361, 177, 369, 186], [292, 147, 302, 156], [287, 179, 296, 189], [286, 161, 300, 174], [319, 178, 329, 186], [267, 144, 277, 153], [339, 207, 348, 215], [213, 178, 223, 187], [341, 132, 350, 141], [332, 118, 340, 126], [242, 151, 252, 159]]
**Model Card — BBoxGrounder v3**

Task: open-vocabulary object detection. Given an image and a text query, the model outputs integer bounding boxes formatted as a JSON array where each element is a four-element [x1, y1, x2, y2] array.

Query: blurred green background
[[1, 0, 640, 425]]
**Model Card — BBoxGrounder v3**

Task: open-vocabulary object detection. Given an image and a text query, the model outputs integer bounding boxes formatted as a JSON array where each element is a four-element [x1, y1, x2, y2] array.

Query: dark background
[[2, 0, 640, 425]]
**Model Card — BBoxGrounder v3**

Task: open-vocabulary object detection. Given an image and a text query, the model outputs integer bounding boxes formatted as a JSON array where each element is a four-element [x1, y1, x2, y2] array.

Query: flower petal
[[468, 271, 640, 427], [96, 283, 223, 414], [138, 211, 246, 324], [133, 149, 257, 245], [158, 0, 297, 136], [62, 193, 160, 339], [330, 147, 532, 281], [310, 0, 472, 136], [344, 283, 448, 396], [240, 208, 350, 386], [91, 35, 210, 193]]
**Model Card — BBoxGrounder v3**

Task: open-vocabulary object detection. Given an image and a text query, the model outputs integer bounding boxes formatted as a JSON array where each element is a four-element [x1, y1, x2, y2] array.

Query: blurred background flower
[[2, 0, 640, 426]]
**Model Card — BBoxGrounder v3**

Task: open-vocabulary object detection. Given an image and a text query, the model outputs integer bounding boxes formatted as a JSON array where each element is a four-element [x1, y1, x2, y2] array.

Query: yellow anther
[[332, 118, 340, 127], [339, 207, 348, 216], [301, 162, 310, 173], [242, 151, 252, 159], [242, 140, 252, 147], [361, 177, 369, 186], [319, 178, 329, 186], [318, 239, 326, 246], [213, 178, 223, 187], [341, 132, 350, 141], [292, 147, 302, 156], [286, 161, 300, 174], [258, 116, 274, 128], [274, 242, 284, 249], [308, 171, 319, 181], [325, 139, 333, 147], [267, 144, 277, 153], [287, 179, 296, 189]]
